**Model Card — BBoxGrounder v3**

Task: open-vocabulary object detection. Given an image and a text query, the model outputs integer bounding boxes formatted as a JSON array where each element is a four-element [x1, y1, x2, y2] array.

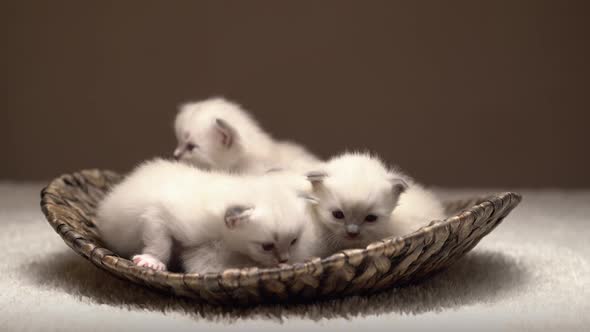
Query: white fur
[[182, 171, 319, 274], [389, 182, 447, 236], [305, 152, 445, 257], [181, 241, 255, 274], [182, 234, 318, 273], [173, 97, 320, 173], [96, 158, 314, 271]]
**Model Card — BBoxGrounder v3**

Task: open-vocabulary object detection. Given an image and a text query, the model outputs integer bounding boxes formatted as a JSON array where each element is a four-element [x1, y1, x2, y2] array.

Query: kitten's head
[[173, 98, 248, 171], [220, 186, 311, 267], [305, 153, 407, 250]]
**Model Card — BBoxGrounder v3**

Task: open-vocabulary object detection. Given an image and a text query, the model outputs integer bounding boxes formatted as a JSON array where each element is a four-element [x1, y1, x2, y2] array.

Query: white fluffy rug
[[0, 183, 588, 331]]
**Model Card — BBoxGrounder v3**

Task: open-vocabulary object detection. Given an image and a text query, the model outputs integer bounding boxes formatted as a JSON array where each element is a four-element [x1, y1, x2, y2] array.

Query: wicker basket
[[40, 169, 521, 305]]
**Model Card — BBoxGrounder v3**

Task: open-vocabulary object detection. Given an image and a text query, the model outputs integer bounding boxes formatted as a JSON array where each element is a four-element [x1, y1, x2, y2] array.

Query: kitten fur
[[181, 241, 256, 274], [305, 152, 445, 257], [173, 97, 320, 174], [183, 171, 318, 274], [96, 158, 313, 271], [181, 235, 315, 274]]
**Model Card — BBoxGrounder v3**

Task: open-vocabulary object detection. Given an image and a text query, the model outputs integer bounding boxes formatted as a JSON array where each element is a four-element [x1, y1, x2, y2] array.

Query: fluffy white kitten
[[304, 152, 445, 256], [96, 158, 312, 271], [181, 241, 256, 274], [173, 97, 320, 173], [181, 234, 315, 274], [182, 171, 318, 274]]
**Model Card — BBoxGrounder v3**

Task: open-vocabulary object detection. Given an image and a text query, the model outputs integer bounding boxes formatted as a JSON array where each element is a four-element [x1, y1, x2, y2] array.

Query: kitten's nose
[[346, 224, 360, 237], [277, 253, 289, 264]]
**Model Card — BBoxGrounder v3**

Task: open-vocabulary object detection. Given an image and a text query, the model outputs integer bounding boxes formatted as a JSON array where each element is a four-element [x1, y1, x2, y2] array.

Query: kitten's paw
[[132, 254, 167, 271]]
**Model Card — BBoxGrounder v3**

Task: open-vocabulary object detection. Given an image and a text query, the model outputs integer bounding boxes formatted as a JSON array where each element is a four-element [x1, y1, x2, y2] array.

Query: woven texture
[[40, 169, 522, 305]]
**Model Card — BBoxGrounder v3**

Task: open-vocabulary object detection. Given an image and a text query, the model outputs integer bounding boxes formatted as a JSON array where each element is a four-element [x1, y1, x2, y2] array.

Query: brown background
[[2, 0, 589, 187]]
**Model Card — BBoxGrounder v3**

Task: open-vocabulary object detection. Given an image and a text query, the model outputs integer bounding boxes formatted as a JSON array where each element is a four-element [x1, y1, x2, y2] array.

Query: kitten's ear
[[298, 192, 320, 205], [390, 178, 408, 202], [214, 118, 237, 149], [305, 171, 327, 186], [224, 205, 254, 229]]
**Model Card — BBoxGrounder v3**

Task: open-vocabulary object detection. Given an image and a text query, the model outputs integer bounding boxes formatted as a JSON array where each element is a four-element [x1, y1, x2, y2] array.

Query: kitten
[[182, 170, 318, 274], [173, 97, 320, 173], [181, 241, 257, 274], [181, 234, 315, 273], [304, 152, 445, 256], [96, 158, 313, 271]]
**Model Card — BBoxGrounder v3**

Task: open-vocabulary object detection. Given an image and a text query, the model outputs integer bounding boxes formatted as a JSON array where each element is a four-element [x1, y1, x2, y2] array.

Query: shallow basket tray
[[40, 169, 522, 305]]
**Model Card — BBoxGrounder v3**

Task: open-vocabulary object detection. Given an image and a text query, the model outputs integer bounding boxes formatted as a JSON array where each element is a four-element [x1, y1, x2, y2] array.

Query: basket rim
[[40, 168, 523, 285]]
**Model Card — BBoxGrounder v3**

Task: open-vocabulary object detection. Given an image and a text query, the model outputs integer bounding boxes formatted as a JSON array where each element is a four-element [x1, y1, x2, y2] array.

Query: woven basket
[[40, 169, 521, 305]]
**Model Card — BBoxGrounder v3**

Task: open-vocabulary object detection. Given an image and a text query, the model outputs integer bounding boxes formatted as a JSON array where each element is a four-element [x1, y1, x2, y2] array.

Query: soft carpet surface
[[0, 183, 588, 331]]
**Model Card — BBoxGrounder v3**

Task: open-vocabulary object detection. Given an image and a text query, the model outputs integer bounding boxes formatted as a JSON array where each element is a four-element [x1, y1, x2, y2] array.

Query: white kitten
[[96, 158, 313, 271], [182, 171, 318, 274], [304, 152, 445, 256], [181, 234, 315, 273], [173, 97, 320, 173], [181, 241, 256, 274]]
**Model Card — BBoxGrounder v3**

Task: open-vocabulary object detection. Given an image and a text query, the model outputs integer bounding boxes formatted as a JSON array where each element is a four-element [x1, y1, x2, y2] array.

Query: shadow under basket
[[40, 169, 522, 305]]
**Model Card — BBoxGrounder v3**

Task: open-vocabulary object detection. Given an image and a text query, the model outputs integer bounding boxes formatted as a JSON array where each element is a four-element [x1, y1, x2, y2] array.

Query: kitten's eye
[[365, 214, 378, 222], [186, 143, 197, 151], [261, 243, 275, 251], [332, 210, 345, 219], [290, 238, 298, 246]]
